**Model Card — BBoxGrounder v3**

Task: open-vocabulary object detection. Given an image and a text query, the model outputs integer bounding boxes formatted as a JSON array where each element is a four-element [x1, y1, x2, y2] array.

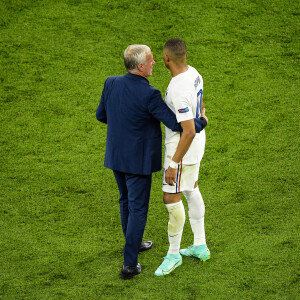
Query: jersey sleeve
[[172, 91, 194, 123]]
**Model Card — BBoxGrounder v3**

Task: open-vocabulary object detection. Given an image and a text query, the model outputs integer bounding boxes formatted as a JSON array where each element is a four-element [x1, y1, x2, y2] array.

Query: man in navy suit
[[96, 44, 207, 279]]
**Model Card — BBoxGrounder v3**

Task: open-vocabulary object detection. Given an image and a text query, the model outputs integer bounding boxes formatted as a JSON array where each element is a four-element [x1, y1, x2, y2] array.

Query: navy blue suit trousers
[[113, 171, 152, 266]]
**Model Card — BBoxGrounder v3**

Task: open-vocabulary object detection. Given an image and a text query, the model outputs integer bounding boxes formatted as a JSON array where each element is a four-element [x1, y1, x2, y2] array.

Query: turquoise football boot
[[154, 253, 182, 276], [180, 244, 210, 261]]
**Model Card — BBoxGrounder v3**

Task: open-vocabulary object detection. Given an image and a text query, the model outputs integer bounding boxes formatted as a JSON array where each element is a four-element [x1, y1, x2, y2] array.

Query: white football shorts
[[162, 155, 200, 193]]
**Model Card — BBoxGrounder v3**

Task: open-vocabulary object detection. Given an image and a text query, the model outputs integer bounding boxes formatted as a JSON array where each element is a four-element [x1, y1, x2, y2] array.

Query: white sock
[[183, 187, 206, 246], [165, 201, 185, 254]]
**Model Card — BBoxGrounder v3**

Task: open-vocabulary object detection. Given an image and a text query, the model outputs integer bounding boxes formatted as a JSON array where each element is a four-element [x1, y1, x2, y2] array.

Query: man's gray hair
[[123, 45, 151, 72]]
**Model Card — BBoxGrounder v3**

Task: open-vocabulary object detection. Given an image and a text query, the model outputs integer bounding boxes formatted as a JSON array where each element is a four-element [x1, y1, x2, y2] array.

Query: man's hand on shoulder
[[201, 108, 208, 124]]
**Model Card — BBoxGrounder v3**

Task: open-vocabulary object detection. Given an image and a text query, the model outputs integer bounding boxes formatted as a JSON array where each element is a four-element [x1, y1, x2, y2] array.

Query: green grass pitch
[[0, 0, 299, 299]]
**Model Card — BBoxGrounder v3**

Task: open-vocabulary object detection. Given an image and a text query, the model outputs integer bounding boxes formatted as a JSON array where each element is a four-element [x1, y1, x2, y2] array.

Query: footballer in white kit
[[154, 38, 210, 277], [162, 65, 205, 193]]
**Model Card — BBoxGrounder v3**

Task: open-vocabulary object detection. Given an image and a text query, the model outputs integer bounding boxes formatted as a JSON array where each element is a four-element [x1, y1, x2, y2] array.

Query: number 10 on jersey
[[196, 89, 203, 118]]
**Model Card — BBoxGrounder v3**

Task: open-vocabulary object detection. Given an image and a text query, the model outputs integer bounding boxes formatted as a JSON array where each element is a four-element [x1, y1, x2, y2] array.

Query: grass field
[[1, 0, 299, 299]]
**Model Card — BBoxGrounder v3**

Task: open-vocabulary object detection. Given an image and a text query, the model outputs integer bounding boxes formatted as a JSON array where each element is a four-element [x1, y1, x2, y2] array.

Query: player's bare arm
[[165, 108, 208, 186], [164, 119, 196, 186]]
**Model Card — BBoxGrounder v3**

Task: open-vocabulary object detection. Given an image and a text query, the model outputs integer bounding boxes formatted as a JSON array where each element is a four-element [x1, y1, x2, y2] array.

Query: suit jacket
[[96, 73, 206, 175]]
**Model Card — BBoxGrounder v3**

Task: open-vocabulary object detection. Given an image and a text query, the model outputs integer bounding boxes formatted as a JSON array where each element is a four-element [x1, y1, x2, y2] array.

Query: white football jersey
[[165, 66, 206, 165]]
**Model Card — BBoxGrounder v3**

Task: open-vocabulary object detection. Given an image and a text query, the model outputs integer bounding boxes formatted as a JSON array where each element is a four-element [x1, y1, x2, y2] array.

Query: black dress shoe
[[120, 263, 142, 280], [139, 241, 154, 253]]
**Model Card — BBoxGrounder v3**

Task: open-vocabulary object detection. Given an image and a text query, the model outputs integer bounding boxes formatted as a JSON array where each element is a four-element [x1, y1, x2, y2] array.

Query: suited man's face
[[140, 53, 155, 77]]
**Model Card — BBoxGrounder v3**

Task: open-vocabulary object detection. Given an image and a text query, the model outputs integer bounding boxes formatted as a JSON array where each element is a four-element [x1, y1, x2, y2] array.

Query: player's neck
[[170, 64, 188, 78]]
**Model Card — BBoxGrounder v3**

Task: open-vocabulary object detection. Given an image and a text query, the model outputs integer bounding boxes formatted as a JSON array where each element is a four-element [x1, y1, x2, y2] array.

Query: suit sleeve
[[96, 81, 108, 124], [194, 117, 207, 132], [148, 89, 182, 132]]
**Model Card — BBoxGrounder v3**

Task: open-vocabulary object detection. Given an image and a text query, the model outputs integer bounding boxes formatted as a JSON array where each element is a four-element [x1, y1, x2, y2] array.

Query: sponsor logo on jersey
[[178, 107, 189, 113]]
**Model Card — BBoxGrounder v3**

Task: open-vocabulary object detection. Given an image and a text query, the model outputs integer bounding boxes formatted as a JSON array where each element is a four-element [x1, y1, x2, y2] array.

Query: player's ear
[[186, 52, 188, 58], [163, 53, 169, 63]]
